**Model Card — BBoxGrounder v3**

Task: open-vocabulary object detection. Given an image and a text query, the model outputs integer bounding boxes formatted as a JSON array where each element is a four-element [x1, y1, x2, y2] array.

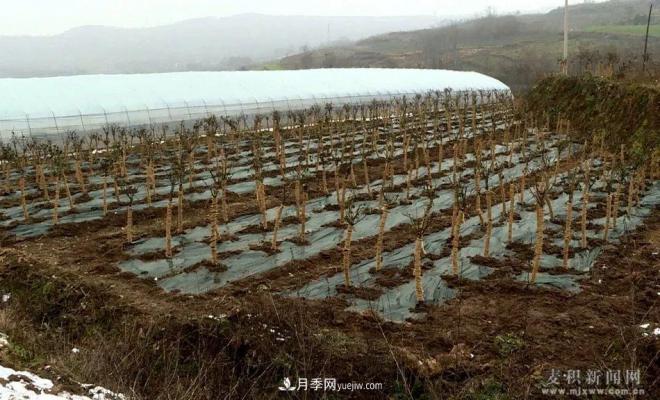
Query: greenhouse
[[0, 68, 510, 139]]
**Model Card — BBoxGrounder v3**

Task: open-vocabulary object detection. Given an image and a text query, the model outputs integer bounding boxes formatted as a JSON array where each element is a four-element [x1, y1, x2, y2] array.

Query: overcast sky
[[4, 0, 606, 36]]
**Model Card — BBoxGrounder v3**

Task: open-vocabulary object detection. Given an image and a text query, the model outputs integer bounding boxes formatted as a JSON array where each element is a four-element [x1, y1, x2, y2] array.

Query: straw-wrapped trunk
[[342, 224, 354, 287], [603, 193, 612, 242], [210, 194, 219, 265], [19, 177, 29, 222], [483, 191, 493, 257], [271, 205, 284, 251], [126, 205, 133, 243], [507, 183, 515, 243], [530, 203, 544, 283], [165, 200, 173, 258], [562, 197, 573, 270], [375, 205, 389, 271], [414, 237, 424, 302], [102, 176, 108, 216], [52, 177, 60, 225], [451, 210, 463, 275], [177, 187, 184, 233]]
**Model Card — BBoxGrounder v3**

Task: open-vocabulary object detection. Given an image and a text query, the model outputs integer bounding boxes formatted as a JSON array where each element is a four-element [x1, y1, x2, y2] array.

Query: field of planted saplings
[[0, 82, 658, 399]]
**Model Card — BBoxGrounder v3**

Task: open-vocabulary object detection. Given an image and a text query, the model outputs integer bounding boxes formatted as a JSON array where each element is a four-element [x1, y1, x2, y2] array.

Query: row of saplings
[[7, 94, 655, 301], [0, 92, 503, 233], [344, 118, 656, 304], [0, 91, 509, 227], [4, 102, 655, 301], [145, 111, 654, 302]]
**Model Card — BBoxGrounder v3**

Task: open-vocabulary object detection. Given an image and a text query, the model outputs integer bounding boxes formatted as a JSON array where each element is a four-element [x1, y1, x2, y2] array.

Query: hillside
[[0, 14, 443, 78], [277, 0, 660, 91]]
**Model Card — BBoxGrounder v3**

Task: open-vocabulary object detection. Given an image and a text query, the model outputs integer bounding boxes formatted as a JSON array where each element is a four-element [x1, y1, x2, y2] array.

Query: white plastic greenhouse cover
[[0, 68, 510, 138]]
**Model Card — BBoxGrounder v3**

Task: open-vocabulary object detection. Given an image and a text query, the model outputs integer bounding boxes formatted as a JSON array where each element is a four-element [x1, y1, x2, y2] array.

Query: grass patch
[[584, 25, 660, 38], [494, 333, 524, 357]]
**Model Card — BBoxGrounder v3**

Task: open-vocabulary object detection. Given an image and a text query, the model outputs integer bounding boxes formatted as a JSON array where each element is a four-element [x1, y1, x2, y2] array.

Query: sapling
[[422, 142, 434, 190], [349, 161, 357, 188], [61, 170, 74, 211], [165, 201, 173, 258], [535, 132, 559, 220], [167, 140, 187, 234], [206, 161, 229, 265], [409, 192, 433, 303], [140, 131, 157, 208], [19, 175, 29, 222], [603, 193, 612, 242], [335, 169, 346, 223], [342, 199, 363, 287], [34, 146, 49, 200], [443, 93, 453, 136], [216, 145, 232, 223], [50, 148, 67, 225], [626, 171, 637, 215], [508, 132, 514, 166], [563, 173, 576, 270], [166, 149, 184, 254], [489, 138, 497, 171], [473, 140, 484, 225], [202, 115, 219, 163], [177, 182, 184, 233], [52, 176, 60, 225], [99, 158, 112, 216], [581, 159, 593, 249], [483, 190, 493, 257], [271, 112, 285, 174], [451, 206, 464, 276], [451, 143, 459, 185], [499, 172, 507, 219], [412, 137, 420, 181], [529, 178, 548, 284], [612, 181, 621, 228], [111, 153, 122, 204], [633, 170, 643, 207], [437, 140, 444, 171], [405, 159, 412, 201], [68, 131, 87, 195], [375, 192, 394, 272], [298, 187, 308, 243], [59, 137, 75, 211], [88, 132, 100, 168], [381, 154, 391, 192], [507, 182, 515, 244], [520, 165, 527, 203], [471, 92, 478, 135], [449, 177, 467, 276], [176, 123, 200, 192], [118, 132, 129, 178], [11, 142, 28, 220], [360, 135, 372, 198], [0, 147, 12, 194], [120, 178, 138, 243], [271, 202, 284, 251]]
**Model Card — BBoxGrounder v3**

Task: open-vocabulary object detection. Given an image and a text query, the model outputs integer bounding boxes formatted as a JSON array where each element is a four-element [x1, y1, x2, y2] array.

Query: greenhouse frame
[[0, 68, 510, 140]]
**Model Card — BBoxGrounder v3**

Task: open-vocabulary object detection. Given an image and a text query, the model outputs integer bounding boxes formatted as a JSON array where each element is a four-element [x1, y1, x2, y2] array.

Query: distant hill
[[277, 0, 660, 91], [0, 14, 444, 78]]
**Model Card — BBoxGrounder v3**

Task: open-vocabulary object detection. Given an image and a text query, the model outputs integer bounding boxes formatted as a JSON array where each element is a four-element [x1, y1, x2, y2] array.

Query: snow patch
[[0, 363, 125, 399]]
